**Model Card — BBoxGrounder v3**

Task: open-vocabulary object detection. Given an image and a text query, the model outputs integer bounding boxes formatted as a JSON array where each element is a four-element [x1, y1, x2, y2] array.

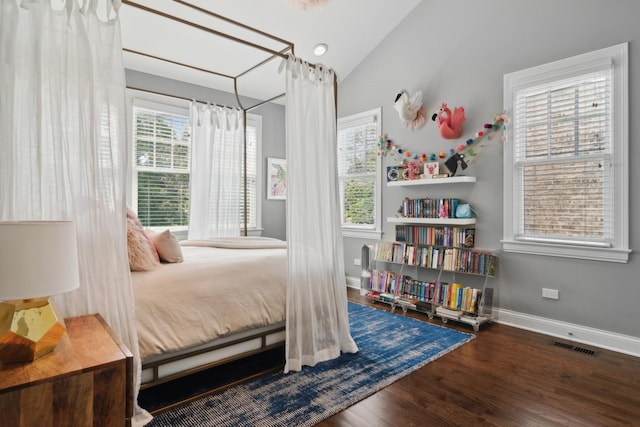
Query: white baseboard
[[494, 308, 640, 358], [346, 276, 360, 290]]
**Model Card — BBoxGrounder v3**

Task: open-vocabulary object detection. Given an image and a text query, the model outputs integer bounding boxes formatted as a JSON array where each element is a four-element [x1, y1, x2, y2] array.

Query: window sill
[[501, 239, 630, 263], [243, 228, 263, 237], [342, 228, 383, 240], [169, 228, 262, 241]]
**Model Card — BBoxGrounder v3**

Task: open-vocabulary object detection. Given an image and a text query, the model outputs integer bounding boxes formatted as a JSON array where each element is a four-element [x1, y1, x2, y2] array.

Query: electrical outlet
[[542, 288, 559, 300], [353, 258, 361, 266]]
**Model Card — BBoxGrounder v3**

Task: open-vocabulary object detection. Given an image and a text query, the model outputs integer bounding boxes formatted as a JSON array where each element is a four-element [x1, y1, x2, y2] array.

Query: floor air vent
[[552, 341, 597, 356]]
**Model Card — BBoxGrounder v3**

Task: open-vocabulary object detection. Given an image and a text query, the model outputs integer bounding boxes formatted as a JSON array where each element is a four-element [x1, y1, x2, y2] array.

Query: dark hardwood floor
[[319, 288, 640, 427]]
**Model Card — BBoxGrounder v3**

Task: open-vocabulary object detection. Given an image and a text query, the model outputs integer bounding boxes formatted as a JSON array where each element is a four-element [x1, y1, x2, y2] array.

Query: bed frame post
[[242, 108, 248, 236]]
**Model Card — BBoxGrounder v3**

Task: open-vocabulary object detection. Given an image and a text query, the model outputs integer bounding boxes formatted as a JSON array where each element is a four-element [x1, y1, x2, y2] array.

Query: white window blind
[[503, 43, 629, 262], [514, 70, 612, 245], [337, 108, 381, 237], [241, 117, 260, 230], [133, 104, 191, 228], [131, 100, 261, 232]]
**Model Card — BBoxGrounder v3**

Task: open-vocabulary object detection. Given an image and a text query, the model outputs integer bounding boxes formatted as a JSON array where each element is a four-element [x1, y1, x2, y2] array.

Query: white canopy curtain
[[283, 56, 358, 372], [188, 102, 244, 239], [0, 1, 151, 425]]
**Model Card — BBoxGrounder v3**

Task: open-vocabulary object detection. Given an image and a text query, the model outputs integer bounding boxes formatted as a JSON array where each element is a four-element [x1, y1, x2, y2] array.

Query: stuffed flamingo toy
[[432, 102, 466, 139]]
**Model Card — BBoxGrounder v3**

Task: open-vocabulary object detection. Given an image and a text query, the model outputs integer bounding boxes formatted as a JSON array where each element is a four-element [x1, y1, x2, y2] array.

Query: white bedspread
[[132, 237, 287, 362]]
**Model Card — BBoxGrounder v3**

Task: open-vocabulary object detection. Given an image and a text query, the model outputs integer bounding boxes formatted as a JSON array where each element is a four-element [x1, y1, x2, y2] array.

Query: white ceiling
[[120, 0, 423, 103]]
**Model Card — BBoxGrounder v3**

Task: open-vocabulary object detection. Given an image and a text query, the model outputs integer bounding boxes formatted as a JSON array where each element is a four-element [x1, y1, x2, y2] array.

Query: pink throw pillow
[[127, 208, 160, 263], [127, 218, 159, 271]]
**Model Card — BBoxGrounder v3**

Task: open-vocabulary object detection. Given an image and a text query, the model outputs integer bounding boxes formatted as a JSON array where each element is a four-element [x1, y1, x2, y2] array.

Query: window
[[337, 108, 382, 239], [503, 43, 629, 262], [132, 100, 191, 229], [130, 96, 262, 234]]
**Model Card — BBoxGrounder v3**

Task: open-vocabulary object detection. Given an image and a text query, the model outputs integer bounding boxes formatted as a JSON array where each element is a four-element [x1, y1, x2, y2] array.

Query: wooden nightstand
[[0, 314, 133, 427]]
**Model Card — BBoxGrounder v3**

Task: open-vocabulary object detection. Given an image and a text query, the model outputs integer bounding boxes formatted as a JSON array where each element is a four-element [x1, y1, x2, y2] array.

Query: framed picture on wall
[[267, 157, 287, 200]]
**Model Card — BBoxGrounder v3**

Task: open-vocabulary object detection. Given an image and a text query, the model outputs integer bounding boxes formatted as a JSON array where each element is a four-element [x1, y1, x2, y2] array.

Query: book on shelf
[[400, 197, 462, 219], [380, 293, 396, 303], [395, 225, 475, 248], [397, 297, 418, 306], [436, 306, 463, 317], [365, 291, 381, 300], [366, 267, 493, 318], [463, 228, 475, 248], [374, 242, 496, 276], [415, 300, 433, 313]]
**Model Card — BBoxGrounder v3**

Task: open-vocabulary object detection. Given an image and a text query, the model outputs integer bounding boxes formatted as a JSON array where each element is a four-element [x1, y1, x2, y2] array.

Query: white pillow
[[146, 229, 184, 263]]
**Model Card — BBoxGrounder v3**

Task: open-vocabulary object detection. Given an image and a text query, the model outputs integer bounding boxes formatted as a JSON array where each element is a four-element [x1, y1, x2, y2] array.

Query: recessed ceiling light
[[313, 43, 328, 56]]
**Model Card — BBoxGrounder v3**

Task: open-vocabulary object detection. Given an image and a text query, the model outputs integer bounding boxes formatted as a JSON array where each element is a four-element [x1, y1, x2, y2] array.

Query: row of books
[[373, 242, 497, 276], [395, 225, 475, 248], [367, 269, 486, 314], [399, 197, 461, 219]]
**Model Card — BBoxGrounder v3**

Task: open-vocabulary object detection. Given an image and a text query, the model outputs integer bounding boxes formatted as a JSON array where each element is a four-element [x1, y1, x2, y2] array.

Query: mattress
[[131, 237, 287, 362]]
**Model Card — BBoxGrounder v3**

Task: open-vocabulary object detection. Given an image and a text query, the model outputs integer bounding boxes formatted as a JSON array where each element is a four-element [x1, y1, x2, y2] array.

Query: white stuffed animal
[[394, 90, 426, 130]]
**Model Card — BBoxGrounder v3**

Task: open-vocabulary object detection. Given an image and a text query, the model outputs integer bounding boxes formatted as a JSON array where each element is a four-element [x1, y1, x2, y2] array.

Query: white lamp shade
[[0, 221, 80, 300]]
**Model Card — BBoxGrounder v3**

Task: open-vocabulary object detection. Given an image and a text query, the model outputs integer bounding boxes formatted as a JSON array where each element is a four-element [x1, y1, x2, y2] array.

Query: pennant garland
[[378, 114, 509, 164]]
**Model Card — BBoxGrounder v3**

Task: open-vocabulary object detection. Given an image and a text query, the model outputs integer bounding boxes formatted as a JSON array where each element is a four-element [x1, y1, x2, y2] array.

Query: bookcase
[[361, 176, 497, 331]]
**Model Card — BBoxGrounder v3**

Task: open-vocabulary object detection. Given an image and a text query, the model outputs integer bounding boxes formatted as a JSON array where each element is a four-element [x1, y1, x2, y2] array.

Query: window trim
[[502, 43, 629, 263], [337, 107, 383, 240], [128, 93, 191, 233]]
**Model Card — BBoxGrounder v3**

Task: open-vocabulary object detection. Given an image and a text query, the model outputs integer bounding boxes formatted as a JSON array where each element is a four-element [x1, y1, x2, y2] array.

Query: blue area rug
[[148, 302, 474, 427]]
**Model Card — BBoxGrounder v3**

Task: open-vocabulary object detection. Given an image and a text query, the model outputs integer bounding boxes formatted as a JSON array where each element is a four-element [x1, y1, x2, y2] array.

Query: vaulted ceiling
[[120, 0, 423, 102]]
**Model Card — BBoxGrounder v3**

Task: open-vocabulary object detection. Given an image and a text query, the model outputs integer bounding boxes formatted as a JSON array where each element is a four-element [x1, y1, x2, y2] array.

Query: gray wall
[[125, 70, 287, 240], [338, 0, 640, 338], [255, 101, 287, 241]]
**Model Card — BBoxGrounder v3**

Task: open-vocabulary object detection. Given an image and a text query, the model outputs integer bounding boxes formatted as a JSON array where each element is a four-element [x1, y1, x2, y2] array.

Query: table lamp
[[0, 221, 80, 364]]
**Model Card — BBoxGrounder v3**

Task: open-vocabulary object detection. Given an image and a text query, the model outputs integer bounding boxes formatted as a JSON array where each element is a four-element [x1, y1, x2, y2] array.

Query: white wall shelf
[[387, 176, 476, 187]]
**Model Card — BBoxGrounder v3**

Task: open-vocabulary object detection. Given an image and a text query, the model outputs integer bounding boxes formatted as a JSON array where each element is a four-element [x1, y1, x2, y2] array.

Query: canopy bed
[[120, 0, 358, 414]]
